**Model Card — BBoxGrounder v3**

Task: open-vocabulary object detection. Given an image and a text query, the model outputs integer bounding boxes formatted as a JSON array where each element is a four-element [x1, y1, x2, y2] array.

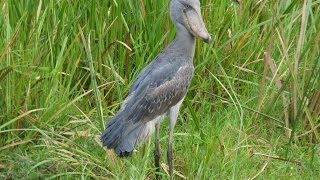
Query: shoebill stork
[[101, 0, 211, 176]]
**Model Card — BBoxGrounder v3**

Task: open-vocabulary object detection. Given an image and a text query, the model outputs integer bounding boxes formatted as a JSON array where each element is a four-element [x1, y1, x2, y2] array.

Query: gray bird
[[101, 0, 211, 176]]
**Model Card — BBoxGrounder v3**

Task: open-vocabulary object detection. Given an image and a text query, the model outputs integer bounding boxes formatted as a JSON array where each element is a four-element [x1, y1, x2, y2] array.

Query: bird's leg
[[167, 120, 175, 177], [154, 122, 161, 179], [167, 100, 182, 177]]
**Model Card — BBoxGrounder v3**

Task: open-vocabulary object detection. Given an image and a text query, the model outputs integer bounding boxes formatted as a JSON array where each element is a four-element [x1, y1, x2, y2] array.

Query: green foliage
[[0, 0, 319, 179]]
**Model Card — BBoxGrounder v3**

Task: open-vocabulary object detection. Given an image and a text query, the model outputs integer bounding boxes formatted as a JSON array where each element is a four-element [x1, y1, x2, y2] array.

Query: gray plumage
[[101, 43, 194, 156], [101, 0, 211, 175]]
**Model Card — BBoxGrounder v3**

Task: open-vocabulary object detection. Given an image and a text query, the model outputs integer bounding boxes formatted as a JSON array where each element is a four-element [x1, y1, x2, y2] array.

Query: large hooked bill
[[184, 7, 212, 43]]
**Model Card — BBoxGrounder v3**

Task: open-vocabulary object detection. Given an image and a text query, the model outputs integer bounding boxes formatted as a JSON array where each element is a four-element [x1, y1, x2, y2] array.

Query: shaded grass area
[[1, 0, 319, 179]]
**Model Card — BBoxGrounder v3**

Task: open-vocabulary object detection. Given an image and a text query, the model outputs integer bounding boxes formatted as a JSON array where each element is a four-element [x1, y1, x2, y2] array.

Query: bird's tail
[[100, 111, 154, 157]]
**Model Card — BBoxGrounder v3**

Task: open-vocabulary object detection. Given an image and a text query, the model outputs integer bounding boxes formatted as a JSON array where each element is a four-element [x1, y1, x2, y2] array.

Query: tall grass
[[0, 0, 319, 179]]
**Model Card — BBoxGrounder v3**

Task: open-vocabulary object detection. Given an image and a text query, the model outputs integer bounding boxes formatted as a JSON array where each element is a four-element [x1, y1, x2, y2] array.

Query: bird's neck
[[171, 23, 196, 60]]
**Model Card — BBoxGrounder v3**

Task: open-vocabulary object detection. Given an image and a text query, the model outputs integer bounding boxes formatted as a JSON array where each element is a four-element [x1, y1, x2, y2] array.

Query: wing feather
[[127, 64, 194, 123]]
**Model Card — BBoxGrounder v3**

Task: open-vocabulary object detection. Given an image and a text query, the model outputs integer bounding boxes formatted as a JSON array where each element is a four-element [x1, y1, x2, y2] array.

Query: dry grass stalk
[[165, 13, 170, 46], [257, 25, 274, 110], [301, 91, 320, 141], [138, 0, 145, 18], [308, 91, 320, 119], [124, 33, 132, 78], [292, 0, 308, 122], [257, 54, 268, 107], [0, 67, 13, 82], [253, 152, 302, 166], [161, 163, 186, 179], [263, 52, 290, 138], [0, 139, 34, 151], [36, 0, 42, 22], [249, 161, 269, 180], [228, 29, 233, 49], [0, 28, 19, 62]]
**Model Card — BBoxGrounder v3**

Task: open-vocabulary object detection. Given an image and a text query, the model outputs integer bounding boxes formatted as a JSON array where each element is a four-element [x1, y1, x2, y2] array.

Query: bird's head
[[170, 0, 212, 43]]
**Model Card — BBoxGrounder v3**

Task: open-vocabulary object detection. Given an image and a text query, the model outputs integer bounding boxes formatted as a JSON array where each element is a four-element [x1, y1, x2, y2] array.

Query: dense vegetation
[[0, 0, 319, 179]]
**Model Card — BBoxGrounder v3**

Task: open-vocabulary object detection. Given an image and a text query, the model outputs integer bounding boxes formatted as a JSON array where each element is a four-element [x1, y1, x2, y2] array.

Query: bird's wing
[[103, 62, 194, 149], [124, 62, 194, 123], [129, 49, 177, 94], [129, 57, 158, 94]]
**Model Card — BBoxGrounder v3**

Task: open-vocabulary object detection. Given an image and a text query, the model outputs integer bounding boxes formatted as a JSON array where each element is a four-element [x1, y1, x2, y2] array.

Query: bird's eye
[[183, 4, 192, 13]]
